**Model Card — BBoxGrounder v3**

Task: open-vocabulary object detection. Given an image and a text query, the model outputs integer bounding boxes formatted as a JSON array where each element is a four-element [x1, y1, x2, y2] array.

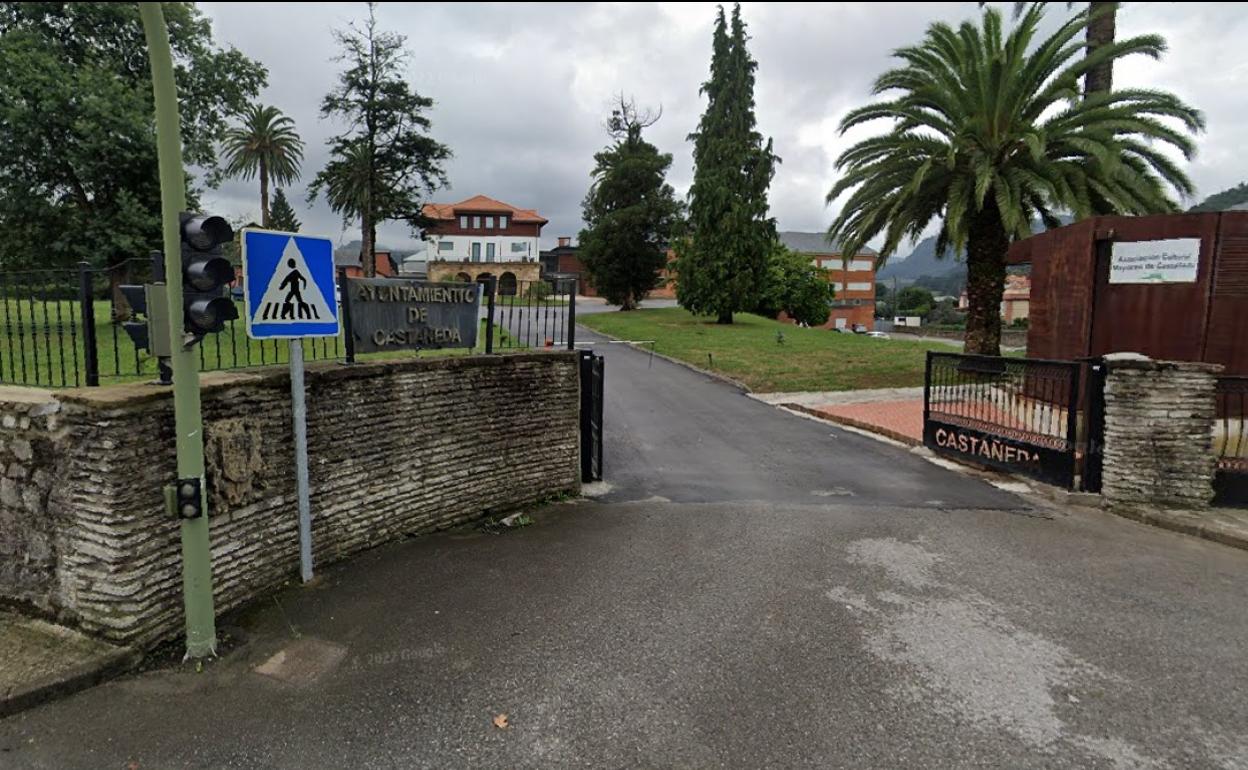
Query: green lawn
[[0, 298, 506, 387], [578, 307, 970, 392]]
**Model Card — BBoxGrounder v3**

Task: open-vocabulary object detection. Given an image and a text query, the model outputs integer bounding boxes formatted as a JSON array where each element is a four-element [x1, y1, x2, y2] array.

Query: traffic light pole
[[140, 2, 217, 659]]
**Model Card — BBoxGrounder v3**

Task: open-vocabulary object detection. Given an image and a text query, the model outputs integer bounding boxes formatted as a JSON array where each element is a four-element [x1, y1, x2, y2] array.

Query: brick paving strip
[[752, 388, 925, 446]]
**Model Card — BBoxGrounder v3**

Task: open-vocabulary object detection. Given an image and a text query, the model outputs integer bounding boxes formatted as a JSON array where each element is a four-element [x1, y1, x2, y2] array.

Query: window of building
[[486, 243, 496, 262], [485, 216, 495, 229], [847, 282, 872, 292], [499, 215, 508, 228], [511, 242, 527, 253], [472, 216, 481, 229], [831, 282, 845, 292], [459, 215, 468, 229], [471, 242, 481, 262], [850, 259, 873, 272], [811, 258, 821, 268], [438, 241, 453, 252]]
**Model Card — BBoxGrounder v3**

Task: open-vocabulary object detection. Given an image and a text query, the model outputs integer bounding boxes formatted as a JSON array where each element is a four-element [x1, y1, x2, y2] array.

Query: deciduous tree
[[754, 245, 835, 327], [0, 3, 265, 276]]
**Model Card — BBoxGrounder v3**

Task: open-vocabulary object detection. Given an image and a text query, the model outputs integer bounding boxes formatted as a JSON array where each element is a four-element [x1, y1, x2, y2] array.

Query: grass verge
[[578, 307, 970, 392]]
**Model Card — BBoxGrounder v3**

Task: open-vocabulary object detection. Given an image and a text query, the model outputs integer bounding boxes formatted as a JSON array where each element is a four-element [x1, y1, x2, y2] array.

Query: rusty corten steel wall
[[1205, 213, 1248, 372], [1007, 212, 1248, 375]]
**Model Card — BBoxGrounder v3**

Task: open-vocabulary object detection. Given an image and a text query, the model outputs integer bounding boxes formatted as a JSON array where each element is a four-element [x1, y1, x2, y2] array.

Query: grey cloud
[[197, 2, 1247, 253]]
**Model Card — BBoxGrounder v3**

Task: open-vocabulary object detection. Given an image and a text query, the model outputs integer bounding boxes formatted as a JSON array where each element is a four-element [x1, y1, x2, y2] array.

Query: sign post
[[289, 338, 312, 582], [241, 229, 340, 583]]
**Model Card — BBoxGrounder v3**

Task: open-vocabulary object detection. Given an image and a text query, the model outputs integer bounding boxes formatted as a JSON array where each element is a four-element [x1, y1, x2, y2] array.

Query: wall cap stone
[[50, 350, 578, 408], [1103, 353, 1224, 375], [0, 387, 59, 405]]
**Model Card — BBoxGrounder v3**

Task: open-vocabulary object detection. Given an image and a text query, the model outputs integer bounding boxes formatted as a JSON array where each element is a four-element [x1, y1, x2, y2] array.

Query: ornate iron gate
[[579, 350, 604, 482], [924, 352, 1083, 488]]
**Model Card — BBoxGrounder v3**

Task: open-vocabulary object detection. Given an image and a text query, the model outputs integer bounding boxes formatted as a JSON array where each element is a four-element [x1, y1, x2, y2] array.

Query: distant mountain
[[1188, 182, 1248, 213], [876, 235, 963, 282], [877, 215, 1073, 283]]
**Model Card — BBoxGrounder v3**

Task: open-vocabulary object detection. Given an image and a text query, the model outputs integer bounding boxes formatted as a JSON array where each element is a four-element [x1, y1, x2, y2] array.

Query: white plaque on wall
[[1109, 238, 1200, 284]]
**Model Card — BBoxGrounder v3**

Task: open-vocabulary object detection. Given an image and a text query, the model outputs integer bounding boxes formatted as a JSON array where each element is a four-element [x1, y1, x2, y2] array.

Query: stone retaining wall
[[0, 352, 580, 647]]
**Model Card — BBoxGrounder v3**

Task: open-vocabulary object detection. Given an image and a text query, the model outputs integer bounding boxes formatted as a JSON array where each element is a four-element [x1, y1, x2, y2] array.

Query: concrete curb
[[0, 642, 141, 719], [1105, 505, 1248, 553], [779, 403, 922, 447]]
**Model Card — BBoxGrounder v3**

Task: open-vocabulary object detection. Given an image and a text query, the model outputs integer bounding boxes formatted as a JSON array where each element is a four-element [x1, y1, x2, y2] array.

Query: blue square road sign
[[241, 229, 340, 339]]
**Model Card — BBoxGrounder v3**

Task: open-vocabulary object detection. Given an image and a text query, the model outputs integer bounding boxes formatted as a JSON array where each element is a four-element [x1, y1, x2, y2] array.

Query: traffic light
[[120, 284, 150, 351], [179, 211, 237, 341], [165, 476, 203, 520]]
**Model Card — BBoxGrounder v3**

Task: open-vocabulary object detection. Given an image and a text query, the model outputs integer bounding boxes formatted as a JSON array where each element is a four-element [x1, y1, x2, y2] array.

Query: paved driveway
[[1, 325, 1245, 769]]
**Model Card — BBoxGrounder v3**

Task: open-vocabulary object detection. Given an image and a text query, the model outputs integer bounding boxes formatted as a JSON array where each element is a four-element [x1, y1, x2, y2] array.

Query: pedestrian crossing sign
[[241, 228, 340, 339]]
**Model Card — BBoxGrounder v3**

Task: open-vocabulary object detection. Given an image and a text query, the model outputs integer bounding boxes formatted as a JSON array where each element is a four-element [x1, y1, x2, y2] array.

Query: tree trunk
[[370, 222, 379, 276], [716, 311, 733, 324], [361, 214, 375, 278], [259, 158, 270, 229], [963, 198, 1009, 357], [109, 260, 132, 322], [1084, 1, 1116, 97]]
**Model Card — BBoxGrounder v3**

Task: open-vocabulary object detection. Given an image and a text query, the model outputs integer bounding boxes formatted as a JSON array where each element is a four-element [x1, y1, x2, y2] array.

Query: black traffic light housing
[[169, 477, 204, 520], [180, 212, 237, 341], [119, 284, 150, 351]]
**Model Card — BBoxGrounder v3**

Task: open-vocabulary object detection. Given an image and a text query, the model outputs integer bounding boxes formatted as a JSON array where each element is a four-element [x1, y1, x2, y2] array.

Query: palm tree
[[992, 2, 1119, 98], [309, 140, 375, 272], [1083, 2, 1117, 95], [826, 5, 1202, 355], [221, 104, 305, 227]]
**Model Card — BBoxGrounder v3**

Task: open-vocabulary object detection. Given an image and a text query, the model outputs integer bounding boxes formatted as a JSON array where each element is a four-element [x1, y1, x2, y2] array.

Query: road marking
[[811, 488, 855, 497]]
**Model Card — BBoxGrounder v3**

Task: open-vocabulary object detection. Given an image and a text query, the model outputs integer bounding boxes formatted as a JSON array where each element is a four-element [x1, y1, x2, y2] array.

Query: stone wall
[[0, 352, 580, 646], [428, 260, 542, 286], [0, 391, 65, 608], [1101, 355, 1221, 510], [890, 325, 1028, 348]]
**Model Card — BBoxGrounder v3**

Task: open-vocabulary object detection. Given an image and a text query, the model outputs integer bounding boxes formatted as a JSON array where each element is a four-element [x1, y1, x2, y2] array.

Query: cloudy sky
[[198, 2, 1248, 257]]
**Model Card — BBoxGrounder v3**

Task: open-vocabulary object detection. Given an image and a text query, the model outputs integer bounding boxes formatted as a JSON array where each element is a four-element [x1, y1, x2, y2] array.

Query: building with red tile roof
[[418, 195, 548, 270]]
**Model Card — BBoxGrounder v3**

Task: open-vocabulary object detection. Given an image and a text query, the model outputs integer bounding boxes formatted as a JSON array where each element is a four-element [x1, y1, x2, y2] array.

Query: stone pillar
[[1101, 354, 1222, 510]]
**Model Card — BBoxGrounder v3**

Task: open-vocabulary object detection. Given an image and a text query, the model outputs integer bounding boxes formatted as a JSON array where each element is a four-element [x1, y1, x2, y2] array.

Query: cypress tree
[[269, 188, 302, 232], [676, 3, 778, 324]]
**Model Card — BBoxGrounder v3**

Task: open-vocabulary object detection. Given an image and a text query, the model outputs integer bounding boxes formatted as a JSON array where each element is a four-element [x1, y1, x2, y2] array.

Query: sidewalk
[[0, 611, 139, 718], [751, 388, 924, 445]]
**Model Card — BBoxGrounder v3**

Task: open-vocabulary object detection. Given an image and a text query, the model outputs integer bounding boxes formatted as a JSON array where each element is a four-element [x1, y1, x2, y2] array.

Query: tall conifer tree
[[268, 188, 302, 232], [578, 99, 684, 310], [676, 3, 778, 324]]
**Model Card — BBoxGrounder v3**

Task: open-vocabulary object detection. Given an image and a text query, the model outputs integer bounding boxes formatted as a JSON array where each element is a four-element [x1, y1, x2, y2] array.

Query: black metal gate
[[579, 350, 604, 482], [1081, 359, 1107, 493], [924, 352, 1083, 488]]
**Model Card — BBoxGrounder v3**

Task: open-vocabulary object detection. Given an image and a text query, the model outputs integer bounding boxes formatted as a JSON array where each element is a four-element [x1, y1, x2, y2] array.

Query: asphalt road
[[1, 319, 1246, 769]]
